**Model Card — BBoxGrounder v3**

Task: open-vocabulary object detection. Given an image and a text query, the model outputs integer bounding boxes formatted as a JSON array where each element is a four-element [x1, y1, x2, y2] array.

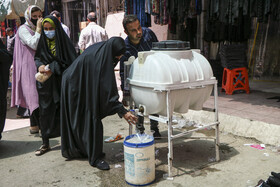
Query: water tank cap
[[152, 40, 190, 50]]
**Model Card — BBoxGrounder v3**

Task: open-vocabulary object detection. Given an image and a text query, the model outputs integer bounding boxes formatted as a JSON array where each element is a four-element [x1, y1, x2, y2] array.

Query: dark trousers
[[30, 108, 40, 127], [150, 114, 159, 130], [0, 62, 11, 138], [17, 106, 29, 117], [0, 98, 8, 138], [42, 137, 49, 146]]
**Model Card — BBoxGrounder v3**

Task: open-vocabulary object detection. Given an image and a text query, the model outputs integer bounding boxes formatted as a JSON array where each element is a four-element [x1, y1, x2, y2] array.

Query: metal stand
[[128, 79, 220, 179], [148, 80, 220, 179], [128, 96, 134, 135]]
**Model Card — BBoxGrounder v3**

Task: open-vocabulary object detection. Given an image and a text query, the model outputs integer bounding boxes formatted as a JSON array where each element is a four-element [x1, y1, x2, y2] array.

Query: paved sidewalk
[[205, 81, 280, 126], [182, 81, 280, 146], [1, 115, 280, 187]]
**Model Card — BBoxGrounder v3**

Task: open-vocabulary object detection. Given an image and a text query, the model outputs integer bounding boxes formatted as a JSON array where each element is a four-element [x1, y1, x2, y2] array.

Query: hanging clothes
[[152, 0, 160, 15], [204, 0, 251, 42], [125, 0, 151, 27], [145, 0, 152, 14], [154, 0, 169, 25], [168, 0, 178, 34], [250, 0, 272, 23], [196, 0, 202, 15], [271, 0, 280, 21], [179, 18, 197, 48]]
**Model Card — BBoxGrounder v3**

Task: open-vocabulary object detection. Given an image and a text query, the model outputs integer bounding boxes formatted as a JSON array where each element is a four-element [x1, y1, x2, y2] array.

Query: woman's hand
[[36, 17, 43, 34], [38, 65, 46, 73], [38, 65, 52, 76], [123, 112, 137, 126]]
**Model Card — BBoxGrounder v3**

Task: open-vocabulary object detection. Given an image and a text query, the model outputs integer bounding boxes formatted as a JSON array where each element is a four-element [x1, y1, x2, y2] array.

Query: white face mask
[[44, 30, 55, 39]]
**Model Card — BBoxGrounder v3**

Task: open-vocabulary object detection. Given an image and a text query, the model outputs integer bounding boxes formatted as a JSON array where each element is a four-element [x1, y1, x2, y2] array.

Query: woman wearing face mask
[[34, 15, 78, 156], [11, 5, 43, 135]]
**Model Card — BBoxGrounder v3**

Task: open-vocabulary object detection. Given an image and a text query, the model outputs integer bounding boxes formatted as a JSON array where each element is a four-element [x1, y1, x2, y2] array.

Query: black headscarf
[[62, 36, 125, 119], [34, 15, 77, 104], [35, 15, 77, 74], [60, 37, 127, 165]]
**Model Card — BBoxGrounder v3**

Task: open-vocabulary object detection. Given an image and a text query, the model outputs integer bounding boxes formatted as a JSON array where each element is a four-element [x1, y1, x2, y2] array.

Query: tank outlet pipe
[[131, 106, 145, 134]]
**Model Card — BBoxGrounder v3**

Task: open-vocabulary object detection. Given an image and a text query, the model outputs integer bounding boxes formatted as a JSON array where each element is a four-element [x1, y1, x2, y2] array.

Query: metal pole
[[200, 0, 205, 53], [166, 91, 173, 179], [95, 0, 100, 25], [83, 1, 86, 21], [129, 119, 132, 135], [214, 82, 220, 162]]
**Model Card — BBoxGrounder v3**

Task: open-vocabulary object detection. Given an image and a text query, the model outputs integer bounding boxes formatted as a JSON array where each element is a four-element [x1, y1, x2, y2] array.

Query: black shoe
[[153, 130, 161, 139], [151, 125, 161, 139], [101, 152, 106, 158], [93, 159, 110, 170]]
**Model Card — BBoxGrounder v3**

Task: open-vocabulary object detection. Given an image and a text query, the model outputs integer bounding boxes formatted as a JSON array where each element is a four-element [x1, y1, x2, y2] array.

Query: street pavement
[[1, 81, 279, 186], [1, 112, 280, 187]]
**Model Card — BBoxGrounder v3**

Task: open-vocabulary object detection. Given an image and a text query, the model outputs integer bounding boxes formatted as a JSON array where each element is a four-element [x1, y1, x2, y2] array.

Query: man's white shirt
[[78, 22, 108, 51]]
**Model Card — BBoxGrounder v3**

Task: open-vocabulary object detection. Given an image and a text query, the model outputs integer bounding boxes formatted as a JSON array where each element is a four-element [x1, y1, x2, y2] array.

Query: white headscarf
[[24, 5, 42, 31]]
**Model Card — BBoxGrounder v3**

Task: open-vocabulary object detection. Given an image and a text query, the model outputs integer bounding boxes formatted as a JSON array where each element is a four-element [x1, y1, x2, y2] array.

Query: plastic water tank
[[128, 40, 215, 116]]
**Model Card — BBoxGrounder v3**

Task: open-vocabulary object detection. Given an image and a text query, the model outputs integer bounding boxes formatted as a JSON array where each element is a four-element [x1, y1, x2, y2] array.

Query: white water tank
[[127, 41, 215, 116]]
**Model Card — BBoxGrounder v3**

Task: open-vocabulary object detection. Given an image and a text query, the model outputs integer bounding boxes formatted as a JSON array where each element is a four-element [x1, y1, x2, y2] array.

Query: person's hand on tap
[[124, 112, 137, 126]]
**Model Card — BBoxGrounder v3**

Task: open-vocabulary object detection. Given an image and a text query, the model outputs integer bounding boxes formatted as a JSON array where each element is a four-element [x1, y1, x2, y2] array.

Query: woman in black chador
[[60, 37, 137, 170], [0, 39, 13, 140], [34, 15, 78, 155]]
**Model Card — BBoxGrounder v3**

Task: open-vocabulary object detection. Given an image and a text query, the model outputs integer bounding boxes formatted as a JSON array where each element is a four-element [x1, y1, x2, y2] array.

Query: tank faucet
[[136, 107, 145, 134]]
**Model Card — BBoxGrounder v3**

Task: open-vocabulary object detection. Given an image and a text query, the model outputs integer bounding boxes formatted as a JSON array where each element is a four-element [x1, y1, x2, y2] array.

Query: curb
[[182, 110, 280, 146]]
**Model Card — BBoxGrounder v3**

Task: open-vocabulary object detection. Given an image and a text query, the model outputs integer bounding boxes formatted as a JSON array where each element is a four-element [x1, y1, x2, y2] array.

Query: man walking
[[78, 12, 108, 51]]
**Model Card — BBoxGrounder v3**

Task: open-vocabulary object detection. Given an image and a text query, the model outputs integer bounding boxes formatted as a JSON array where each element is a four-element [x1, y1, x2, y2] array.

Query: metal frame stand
[[128, 80, 220, 179]]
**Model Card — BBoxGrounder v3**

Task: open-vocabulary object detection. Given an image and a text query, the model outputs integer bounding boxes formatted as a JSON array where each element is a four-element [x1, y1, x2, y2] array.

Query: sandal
[[35, 145, 51, 156], [104, 134, 123, 143], [30, 126, 39, 134], [30, 129, 39, 134]]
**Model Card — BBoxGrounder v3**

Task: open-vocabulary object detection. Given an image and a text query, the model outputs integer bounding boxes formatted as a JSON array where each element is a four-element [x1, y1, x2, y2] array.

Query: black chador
[[60, 37, 128, 166], [34, 15, 78, 145], [0, 39, 13, 140]]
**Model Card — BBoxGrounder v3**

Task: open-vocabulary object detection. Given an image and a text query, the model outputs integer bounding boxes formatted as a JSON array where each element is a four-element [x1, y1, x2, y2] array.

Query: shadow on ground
[[94, 129, 239, 186], [0, 127, 59, 159], [0, 139, 59, 159]]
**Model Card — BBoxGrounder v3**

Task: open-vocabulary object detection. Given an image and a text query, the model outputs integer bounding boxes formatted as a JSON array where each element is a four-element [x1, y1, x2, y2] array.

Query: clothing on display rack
[[125, 0, 151, 27]]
